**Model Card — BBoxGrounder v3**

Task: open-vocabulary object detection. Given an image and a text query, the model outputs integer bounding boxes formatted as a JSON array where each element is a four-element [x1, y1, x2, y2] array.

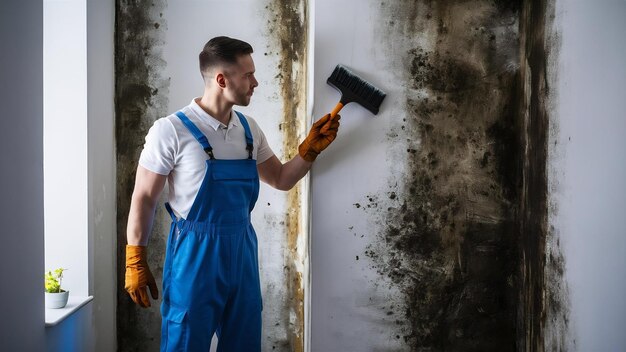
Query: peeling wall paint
[[115, 1, 169, 351]]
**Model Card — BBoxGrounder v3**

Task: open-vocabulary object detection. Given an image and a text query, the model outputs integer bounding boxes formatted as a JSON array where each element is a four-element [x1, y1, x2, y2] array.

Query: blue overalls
[[160, 110, 262, 351]]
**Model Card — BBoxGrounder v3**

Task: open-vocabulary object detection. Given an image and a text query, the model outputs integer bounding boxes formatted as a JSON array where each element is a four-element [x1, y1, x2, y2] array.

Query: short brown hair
[[199, 36, 253, 78]]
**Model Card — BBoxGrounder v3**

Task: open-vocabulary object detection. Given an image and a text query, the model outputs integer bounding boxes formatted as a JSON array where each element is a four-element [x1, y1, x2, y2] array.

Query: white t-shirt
[[139, 98, 275, 219]]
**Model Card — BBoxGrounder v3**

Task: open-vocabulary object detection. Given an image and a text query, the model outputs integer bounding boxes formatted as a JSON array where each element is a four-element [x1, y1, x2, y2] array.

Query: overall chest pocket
[[205, 160, 260, 214], [210, 161, 257, 180]]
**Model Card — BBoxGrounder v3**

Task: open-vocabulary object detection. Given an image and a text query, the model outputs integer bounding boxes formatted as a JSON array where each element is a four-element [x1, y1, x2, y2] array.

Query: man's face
[[223, 54, 258, 106]]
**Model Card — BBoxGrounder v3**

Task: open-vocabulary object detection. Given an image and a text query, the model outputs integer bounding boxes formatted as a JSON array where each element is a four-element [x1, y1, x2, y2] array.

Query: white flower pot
[[45, 291, 69, 309]]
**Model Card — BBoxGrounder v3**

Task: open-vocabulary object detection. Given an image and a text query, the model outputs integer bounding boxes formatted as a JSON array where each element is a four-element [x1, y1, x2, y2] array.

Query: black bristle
[[327, 64, 386, 115]]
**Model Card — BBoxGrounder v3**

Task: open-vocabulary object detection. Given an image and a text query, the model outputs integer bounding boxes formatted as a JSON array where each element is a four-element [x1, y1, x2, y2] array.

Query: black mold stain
[[115, 1, 168, 351], [371, 0, 566, 349], [519, 1, 549, 349], [519, 0, 569, 350], [370, 0, 543, 350]]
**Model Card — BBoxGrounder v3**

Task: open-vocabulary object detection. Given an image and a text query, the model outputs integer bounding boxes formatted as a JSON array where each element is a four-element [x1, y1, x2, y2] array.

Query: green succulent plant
[[45, 268, 67, 293]]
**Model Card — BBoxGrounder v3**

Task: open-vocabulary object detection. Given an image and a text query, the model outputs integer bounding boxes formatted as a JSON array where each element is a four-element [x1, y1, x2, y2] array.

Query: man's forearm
[[275, 155, 312, 191], [126, 194, 158, 246]]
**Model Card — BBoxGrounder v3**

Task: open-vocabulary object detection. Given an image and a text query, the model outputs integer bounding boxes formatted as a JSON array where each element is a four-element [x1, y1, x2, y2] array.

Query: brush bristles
[[327, 64, 386, 113]]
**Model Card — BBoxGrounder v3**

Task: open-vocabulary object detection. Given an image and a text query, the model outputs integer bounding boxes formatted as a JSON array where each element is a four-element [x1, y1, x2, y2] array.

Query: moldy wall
[[311, 0, 565, 350], [115, 1, 309, 351], [375, 0, 523, 349], [265, 1, 309, 351], [115, 1, 169, 351]]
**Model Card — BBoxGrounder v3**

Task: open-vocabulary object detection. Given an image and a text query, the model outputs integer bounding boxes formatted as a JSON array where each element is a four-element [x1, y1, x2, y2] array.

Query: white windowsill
[[45, 295, 93, 327]]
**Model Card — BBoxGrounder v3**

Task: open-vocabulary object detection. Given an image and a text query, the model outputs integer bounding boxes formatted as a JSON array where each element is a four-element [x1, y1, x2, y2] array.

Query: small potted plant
[[45, 268, 69, 309]]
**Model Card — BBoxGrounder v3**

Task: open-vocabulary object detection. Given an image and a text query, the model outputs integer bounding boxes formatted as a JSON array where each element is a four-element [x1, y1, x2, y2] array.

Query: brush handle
[[330, 102, 344, 119]]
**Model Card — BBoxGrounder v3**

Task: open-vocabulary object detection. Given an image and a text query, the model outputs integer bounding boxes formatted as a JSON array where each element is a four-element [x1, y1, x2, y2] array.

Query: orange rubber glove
[[298, 114, 341, 162], [124, 245, 158, 308]]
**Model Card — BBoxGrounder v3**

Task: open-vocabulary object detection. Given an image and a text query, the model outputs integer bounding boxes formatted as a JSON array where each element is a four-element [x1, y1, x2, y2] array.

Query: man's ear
[[215, 72, 226, 89]]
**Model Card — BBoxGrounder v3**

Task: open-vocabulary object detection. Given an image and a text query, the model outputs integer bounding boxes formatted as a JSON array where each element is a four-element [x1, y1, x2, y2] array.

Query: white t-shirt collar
[[190, 98, 239, 131]]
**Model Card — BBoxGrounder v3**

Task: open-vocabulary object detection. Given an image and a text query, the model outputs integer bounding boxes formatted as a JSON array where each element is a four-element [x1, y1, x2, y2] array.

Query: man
[[124, 36, 339, 351]]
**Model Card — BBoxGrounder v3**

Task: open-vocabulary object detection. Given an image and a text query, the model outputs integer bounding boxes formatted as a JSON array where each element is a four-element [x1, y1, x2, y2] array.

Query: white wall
[[554, 1, 626, 350], [311, 0, 403, 350], [0, 1, 46, 350], [44, 0, 89, 298]]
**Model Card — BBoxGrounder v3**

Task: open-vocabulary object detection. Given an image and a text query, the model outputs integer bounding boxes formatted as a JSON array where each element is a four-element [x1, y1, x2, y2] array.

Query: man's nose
[[251, 76, 258, 88]]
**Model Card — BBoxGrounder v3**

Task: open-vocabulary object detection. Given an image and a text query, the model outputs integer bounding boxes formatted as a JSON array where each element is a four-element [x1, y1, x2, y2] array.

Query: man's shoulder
[[148, 115, 178, 136], [156, 106, 199, 133]]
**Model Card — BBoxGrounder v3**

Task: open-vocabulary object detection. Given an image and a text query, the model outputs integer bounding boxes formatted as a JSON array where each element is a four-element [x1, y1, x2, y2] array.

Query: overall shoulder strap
[[234, 110, 254, 159], [175, 111, 215, 159]]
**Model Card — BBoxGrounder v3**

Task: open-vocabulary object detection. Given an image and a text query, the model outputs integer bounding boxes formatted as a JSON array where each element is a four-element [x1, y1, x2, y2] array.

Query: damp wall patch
[[262, 1, 309, 351], [543, 0, 573, 349], [371, 1, 522, 349], [314, 0, 566, 349], [115, 1, 169, 351], [519, 0, 570, 350]]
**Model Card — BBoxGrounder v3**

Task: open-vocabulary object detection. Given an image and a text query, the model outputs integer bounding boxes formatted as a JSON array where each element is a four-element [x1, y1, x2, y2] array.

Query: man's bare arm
[[257, 154, 312, 191], [258, 113, 340, 191], [127, 165, 168, 245]]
